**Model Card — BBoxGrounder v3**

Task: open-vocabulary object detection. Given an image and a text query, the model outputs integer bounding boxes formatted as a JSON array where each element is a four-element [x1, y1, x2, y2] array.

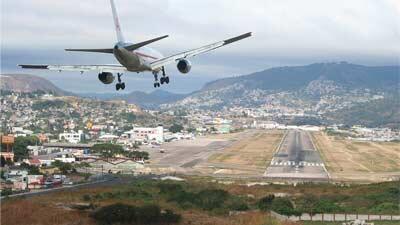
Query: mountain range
[[163, 62, 398, 109], [0, 74, 69, 95], [1, 62, 399, 127], [81, 90, 187, 109]]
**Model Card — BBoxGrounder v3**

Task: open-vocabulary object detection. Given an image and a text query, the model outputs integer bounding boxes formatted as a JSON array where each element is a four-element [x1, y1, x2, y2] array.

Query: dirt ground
[[311, 132, 400, 182], [207, 130, 284, 173]]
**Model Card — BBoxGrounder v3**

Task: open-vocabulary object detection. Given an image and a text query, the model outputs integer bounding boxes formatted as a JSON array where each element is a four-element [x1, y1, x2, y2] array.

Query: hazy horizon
[[2, 0, 399, 93]]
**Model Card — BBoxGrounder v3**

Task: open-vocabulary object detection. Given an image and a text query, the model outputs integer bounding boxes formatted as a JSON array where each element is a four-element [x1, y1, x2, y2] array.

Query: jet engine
[[177, 59, 192, 74], [98, 72, 115, 84]]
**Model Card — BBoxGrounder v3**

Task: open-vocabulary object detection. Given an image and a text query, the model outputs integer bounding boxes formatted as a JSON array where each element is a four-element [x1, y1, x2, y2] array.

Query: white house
[[124, 126, 164, 143], [59, 130, 84, 143], [54, 154, 76, 163]]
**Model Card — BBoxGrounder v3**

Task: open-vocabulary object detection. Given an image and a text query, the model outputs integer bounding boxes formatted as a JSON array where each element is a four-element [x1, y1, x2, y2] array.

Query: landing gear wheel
[[165, 76, 170, 84], [160, 77, 165, 84], [154, 82, 160, 88], [116, 83, 121, 91], [121, 82, 125, 90]]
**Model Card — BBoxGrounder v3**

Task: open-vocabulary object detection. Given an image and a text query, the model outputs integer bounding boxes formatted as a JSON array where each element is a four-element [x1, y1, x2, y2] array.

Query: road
[[264, 130, 329, 182], [1, 174, 170, 199]]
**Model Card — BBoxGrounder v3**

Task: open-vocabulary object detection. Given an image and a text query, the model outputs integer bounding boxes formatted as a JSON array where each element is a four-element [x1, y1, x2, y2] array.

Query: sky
[[1, 0, 399, 94]]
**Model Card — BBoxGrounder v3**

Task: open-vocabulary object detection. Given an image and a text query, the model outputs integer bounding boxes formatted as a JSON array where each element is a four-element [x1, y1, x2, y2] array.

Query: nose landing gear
[[116, 73, 125, 91]]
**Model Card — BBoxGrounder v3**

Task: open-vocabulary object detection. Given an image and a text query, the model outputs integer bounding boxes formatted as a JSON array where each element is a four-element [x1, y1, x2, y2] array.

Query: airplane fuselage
[[113, 42, 164, 72]]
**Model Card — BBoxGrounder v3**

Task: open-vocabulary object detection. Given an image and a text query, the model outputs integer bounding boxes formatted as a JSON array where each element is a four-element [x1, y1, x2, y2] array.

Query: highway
[[264, 130, 329, 182]]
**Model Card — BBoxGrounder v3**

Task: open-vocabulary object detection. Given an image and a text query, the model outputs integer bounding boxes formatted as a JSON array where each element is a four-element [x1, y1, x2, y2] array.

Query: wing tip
[[224, 32, 252, 45]]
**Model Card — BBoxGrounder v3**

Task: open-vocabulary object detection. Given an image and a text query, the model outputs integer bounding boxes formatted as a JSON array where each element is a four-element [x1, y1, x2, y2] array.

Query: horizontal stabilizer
[[124, 35, 169, 51], [19, 65, 49, 69], [65, 48, 114, 53]]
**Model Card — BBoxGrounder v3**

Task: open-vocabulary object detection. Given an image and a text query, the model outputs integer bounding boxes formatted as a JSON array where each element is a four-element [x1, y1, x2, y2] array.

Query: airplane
[[19, 0, 252, 91]]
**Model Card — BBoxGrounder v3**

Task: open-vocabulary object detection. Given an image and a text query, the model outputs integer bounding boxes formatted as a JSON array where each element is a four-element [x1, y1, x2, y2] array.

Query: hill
[[202, 62, 399, 92], [162, 62, 399, 127], [0, 74, 70, 95], [81, 90, 187, 109]]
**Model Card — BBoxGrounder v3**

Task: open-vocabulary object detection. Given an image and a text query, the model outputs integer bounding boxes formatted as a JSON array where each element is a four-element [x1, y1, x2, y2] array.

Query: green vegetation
[[82, 180, 400, 216], [12, 136, 39, 161], [328, 96, 400, 128], [91, 143, 125, 158], [159, 183, 249, 213], [91, 143, 148, 159], [52, 160, 74, 174], [119, 112, 137, 123], [169, 124, 184, 133], [257, 195, 301, 216], [20, 162, 41, 174], [0, 188, 13, 196], [32, 100, 70, 110], [90, 203, 181, 225]]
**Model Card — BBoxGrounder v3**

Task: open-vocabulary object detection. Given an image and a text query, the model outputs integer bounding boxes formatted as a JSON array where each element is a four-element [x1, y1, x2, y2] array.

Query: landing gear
[[116, 73, 125, 91], [153, 67, 170, 88], [153, 71, 160, 88], [160, 76, 169, 85]]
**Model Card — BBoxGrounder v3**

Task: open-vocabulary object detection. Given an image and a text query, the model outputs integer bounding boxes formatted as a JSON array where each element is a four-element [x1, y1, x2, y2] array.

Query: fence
[[270, 211, 400, 222]]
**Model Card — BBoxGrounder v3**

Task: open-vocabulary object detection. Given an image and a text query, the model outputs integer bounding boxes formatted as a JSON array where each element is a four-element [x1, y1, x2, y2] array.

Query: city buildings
[[59, 130, 84, 143]]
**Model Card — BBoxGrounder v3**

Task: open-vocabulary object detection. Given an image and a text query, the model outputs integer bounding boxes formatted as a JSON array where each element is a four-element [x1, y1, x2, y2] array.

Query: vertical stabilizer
[[110, 0, 125, 43]]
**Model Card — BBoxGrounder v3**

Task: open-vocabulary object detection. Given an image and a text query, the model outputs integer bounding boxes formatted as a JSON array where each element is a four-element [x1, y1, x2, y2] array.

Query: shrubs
[[90, 203, 181, 225], [195, 189, 230, 210], [270, 197, 301, 216], [82, 194, 91, 201], [161, 184, 248, 212], [258, 196, 301, 216], [258, 194, 275, 211]]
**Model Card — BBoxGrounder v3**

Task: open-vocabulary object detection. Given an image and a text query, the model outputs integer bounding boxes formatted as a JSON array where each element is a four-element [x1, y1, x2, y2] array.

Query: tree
[[20, 162, 41, 175], [13, 136, 39, 161], [300, 194, 319, 214], [187, 127, 196, 133], [126, 151, 149, 160], [52, 160, 73, 174], [169, 124, 183, 133], [271, 197, 301, 216], [91, 143, 124, 158], [258, 194, 275, 211], [0, 156, 5, 167]]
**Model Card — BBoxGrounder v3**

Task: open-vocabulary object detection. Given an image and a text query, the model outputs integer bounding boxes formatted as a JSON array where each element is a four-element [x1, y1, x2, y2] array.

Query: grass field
[[312, 132, 400, 182], [208, 130, 284, 171], [2, 177, 399, 225]]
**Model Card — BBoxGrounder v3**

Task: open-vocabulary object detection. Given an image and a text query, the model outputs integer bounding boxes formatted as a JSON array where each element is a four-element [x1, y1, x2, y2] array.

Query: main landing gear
[[153, 67, 169, 88], [116, 73, 125, 91]]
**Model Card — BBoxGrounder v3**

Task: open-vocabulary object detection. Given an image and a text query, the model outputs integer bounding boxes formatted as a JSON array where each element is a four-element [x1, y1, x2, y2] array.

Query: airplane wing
[[18, 64, 127, 73], [150, 32, 252, 70]]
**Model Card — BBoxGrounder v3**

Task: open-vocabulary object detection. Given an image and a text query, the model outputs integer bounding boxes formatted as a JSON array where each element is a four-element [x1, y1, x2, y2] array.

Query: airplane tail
[[110, 0, 125, 43]]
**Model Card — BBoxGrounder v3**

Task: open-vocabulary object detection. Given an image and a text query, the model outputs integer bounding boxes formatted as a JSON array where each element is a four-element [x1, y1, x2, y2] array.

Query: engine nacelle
[[177, 59, 192, 74], [98, 72, 115, 84]]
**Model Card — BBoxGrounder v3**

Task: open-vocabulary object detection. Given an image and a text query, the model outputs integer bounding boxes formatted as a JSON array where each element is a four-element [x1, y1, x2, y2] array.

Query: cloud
[[1, 0, 399, 93]]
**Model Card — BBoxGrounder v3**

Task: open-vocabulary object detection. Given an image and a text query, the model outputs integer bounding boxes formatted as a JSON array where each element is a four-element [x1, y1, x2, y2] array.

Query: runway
[[264, 130, 329, 182]]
